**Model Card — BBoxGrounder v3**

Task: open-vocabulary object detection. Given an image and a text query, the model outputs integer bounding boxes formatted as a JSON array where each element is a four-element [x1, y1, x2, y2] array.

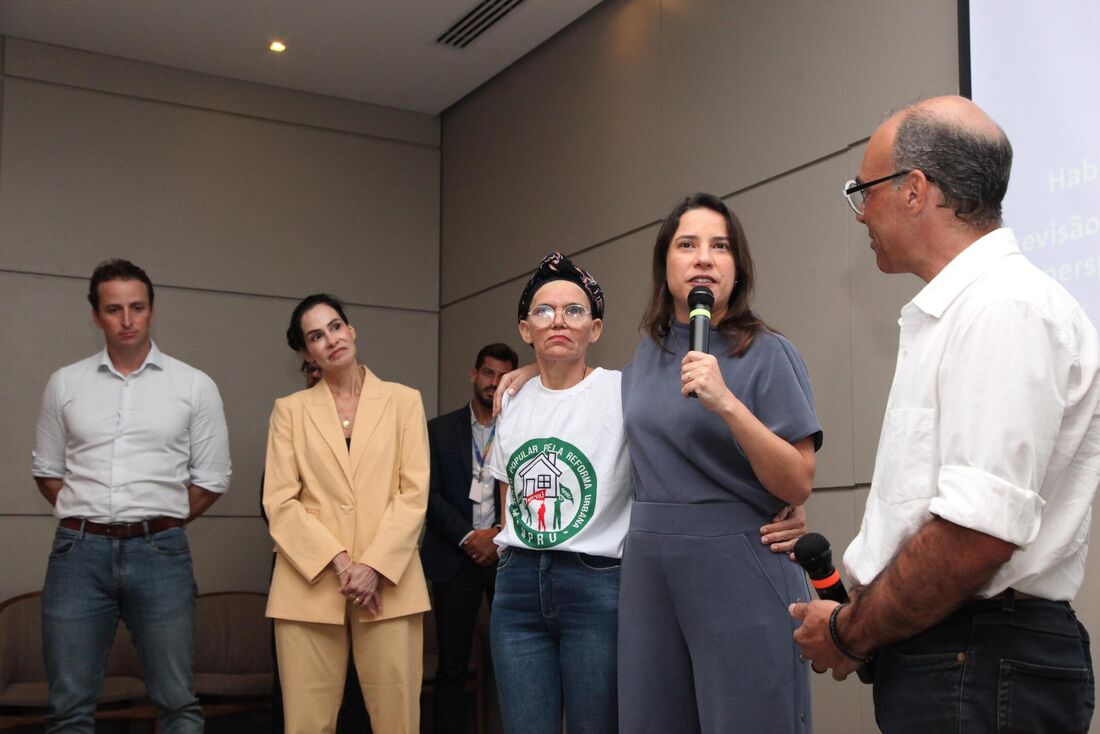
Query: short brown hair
[[87, 259, 154, 311]]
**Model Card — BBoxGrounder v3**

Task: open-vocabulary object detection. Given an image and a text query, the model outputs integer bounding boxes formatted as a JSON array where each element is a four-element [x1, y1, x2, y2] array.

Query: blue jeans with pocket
[[873, 595, 1094, 733], [490, 547, 620, 734], [41, 523, 202, 733]]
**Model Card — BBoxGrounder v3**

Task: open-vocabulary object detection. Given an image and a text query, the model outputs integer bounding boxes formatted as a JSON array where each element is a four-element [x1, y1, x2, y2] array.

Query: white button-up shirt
[[469, 413, 498, 530], [32, 343, 232, 522], [845, 228, 1100, 600]]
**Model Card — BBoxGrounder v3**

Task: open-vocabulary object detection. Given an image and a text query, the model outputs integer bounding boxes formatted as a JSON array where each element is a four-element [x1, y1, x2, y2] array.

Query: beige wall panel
[[4, 38, 439, 146], [438, 276, 533, 417], [852, 486, 871, 530], [0, 78, 440, 309], [188, 516, 275, 594], [0, 516, 56, 600], [1, 273, 104, 517], [810, 665, 873, 734], [802, 488, 860, 591], [0, 273, 438, 517], [844, 146, 921, 482], [658, 0, 846, 204], [440, 0, 661, 304], [842, 0, 959, 145], [729, 156, 854, 489]]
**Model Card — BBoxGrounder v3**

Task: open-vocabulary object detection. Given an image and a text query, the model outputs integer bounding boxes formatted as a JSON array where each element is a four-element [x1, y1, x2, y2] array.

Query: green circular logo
[[505, 436, 597, 548]]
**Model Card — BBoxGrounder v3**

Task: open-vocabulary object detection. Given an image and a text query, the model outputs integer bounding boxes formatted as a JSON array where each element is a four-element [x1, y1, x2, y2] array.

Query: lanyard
[[473, 423, 496, 482]]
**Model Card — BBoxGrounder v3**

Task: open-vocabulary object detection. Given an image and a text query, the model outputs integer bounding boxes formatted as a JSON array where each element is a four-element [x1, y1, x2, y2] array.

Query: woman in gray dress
[[616, 192, 822, 733]]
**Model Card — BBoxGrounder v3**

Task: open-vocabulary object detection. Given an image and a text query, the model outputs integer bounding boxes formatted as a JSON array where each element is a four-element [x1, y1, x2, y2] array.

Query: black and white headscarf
[[516, 251, 605, 323]]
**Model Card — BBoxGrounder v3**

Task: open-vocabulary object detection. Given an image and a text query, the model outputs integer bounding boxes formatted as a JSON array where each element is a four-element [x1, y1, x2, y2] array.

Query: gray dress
[[618, 323, 822, 734]]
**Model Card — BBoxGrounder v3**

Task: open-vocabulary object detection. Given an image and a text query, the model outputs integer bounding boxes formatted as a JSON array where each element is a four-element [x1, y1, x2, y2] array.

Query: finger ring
[[811, 662, 827, 675], [685, 371, 693, 381]]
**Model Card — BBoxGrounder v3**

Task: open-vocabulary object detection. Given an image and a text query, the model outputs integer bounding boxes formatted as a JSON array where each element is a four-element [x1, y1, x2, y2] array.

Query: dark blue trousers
[[873, 594, 1095, 733]]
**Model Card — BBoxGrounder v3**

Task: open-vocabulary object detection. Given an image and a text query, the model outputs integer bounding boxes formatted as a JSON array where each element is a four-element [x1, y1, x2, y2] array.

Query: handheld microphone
[[794, 532, 850, 604], [687, 287, 713, 400], [688, 286, 714, 354]]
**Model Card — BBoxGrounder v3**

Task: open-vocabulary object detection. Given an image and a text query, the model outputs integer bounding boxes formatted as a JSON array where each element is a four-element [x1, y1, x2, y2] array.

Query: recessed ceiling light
[[269, 40, 287, 53]]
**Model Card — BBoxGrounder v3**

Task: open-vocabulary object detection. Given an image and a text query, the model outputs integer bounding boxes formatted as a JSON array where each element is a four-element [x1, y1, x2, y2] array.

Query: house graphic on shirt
[[505, 436, 595, 548], [518, 451, 562, 503]]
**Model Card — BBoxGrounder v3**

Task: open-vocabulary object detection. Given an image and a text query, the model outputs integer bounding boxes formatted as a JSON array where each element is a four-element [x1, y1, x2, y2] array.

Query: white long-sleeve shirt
[[33, 342, 232, 522]]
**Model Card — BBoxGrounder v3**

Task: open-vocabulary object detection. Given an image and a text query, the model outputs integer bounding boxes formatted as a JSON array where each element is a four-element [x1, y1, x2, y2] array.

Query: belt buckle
[[105, 522, 135, 538]]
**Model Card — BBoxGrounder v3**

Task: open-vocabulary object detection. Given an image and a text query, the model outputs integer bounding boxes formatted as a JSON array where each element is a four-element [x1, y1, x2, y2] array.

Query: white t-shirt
[[488, 368, 632, 558]]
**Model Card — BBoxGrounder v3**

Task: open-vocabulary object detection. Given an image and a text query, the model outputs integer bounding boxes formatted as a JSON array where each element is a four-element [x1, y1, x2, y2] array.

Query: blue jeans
[[873, 595, 1094, 733], [490, 547, 620, 734], [41, 524, 202, 733]]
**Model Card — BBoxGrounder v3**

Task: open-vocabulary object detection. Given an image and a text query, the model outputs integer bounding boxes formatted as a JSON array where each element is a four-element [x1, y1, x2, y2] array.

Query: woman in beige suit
[[262, 293, 430, 734]]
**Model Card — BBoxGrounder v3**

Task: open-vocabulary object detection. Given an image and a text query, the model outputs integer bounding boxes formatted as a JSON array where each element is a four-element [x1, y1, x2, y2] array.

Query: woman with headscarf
[[263, 293, 430, 734], [487, 252, 630, 733]]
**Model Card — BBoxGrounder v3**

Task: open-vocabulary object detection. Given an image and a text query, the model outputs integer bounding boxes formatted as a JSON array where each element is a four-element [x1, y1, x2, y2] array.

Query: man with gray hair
[[791, 96, 1099, 731]]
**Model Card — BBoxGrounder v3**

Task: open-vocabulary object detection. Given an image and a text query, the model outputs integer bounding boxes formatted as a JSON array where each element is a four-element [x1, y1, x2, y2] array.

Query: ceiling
[[0, 0, 603, 115]]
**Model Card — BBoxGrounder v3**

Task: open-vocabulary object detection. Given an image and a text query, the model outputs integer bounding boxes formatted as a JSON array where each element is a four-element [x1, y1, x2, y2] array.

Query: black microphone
[[794, 532, 850, 604], [686, 287, 713, 400], [688, 286, 714, 354], [796, 533, 874, 681]]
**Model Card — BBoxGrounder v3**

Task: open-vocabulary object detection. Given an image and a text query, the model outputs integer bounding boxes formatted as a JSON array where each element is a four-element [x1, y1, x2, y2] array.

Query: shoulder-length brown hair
[[641, 193, 771, 357]]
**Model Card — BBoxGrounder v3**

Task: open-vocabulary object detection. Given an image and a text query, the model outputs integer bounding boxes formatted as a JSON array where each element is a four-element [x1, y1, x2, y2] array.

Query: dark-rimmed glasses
[[843, 170, 912, 215]]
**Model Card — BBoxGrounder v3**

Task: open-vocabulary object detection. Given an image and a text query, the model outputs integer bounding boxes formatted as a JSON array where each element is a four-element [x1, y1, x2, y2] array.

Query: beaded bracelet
[[829, 603, 873, 663]]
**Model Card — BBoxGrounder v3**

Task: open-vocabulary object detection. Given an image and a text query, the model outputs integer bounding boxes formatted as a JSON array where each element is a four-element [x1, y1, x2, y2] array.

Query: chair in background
[[192, 591, 273, 720], [0, 591, 151, 731]]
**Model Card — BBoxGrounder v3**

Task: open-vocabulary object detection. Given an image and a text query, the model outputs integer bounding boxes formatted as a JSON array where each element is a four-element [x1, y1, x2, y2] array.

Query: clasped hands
[[462, 528, 500, 567], [332, 552, 383, 616]]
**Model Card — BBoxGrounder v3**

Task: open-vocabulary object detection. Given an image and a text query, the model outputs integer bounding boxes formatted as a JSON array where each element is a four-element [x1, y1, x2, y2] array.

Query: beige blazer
[[262, 366, 430, 625]]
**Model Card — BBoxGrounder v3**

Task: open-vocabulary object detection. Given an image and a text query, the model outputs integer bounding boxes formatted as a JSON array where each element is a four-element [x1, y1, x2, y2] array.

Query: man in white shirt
[[792, 97, 1099, 732], [32, 259, 232, 733], [420, 343, 517, 734]]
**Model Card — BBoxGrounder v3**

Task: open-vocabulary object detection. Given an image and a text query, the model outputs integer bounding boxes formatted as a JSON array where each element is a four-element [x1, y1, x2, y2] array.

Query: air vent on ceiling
[[436, 0, 528, 49]]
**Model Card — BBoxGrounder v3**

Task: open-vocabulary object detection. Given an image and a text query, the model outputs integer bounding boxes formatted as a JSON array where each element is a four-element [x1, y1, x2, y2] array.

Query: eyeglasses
[[843, 170, 912, 215], [526, 303, 591, 328]]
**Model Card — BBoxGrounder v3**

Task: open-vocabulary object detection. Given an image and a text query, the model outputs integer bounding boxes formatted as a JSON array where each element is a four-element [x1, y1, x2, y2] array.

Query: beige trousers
[[275, 610, 423, 734]]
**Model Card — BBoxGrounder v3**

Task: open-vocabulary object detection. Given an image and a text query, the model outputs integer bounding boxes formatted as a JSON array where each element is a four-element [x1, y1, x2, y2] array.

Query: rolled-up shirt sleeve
[[32, 370, 67, 479], [188, 373, 232, 493], [929, 300, 1067, 546]]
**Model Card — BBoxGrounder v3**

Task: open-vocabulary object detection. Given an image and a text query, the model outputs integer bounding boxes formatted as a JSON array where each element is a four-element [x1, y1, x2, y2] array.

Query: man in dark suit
[[422, 343, 519, 734]]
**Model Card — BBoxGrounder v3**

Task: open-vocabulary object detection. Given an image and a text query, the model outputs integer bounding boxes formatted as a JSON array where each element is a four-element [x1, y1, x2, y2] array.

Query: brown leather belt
[[59, 517, 186, 539], [985, 588, 1039, 602]]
